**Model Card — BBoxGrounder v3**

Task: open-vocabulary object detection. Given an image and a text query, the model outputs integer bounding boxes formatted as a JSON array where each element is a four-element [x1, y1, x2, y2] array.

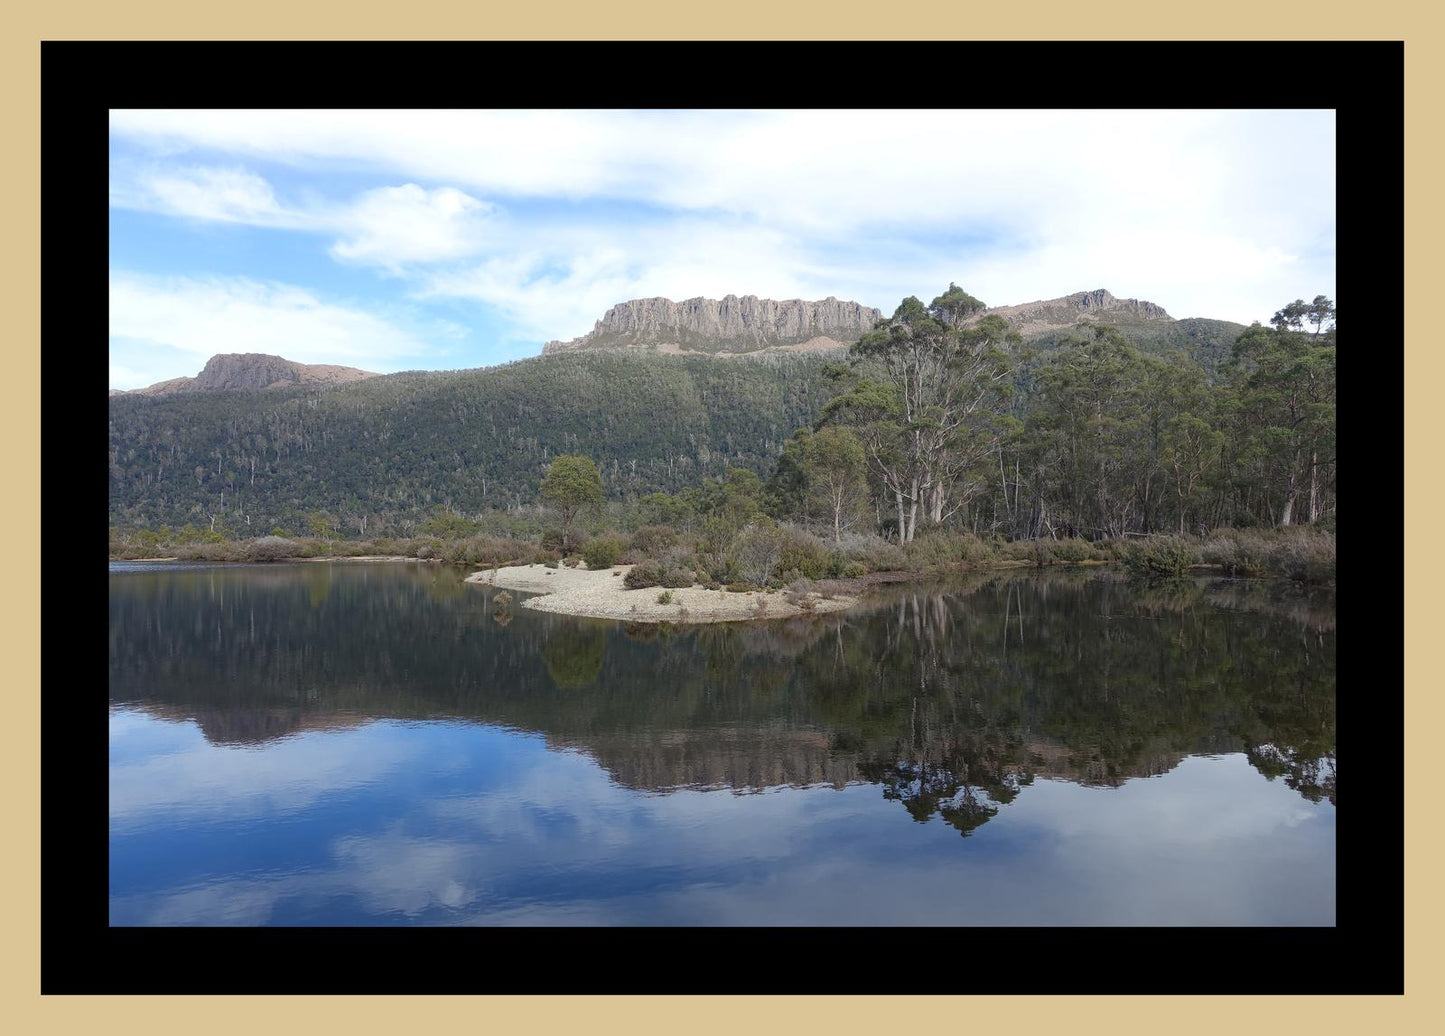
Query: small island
[[467, 562, 856, 623]]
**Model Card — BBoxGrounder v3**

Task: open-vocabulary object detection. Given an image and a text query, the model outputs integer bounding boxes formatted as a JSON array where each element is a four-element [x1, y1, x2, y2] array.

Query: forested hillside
[[108, 283, 1314, 544], [1025, 316, 1247, 377], [108, 350, 834, 532]]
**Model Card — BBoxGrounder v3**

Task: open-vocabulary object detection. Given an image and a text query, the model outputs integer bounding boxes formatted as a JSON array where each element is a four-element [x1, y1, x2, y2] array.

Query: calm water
[[109, 562, 1335, 926]]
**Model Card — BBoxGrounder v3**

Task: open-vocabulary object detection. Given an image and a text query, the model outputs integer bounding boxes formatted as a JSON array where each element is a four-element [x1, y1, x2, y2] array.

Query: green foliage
[[245, 535, 299, 562], [776, 526, 831, 580], [629, 525, 677, 557], [1119, 536, 1196, 578], [659, 566, 696, 589], [904, 529, 990, 571], [582, 534, 626, 570], [656, 590, 674, 605], [1200, 528, 1334, 583], [1047, 538, 1094, 564], [541, 454, 604, 549], [624, 562, 663, 589], [109, 350, 831, 531], [108, 293, 1335, 577]]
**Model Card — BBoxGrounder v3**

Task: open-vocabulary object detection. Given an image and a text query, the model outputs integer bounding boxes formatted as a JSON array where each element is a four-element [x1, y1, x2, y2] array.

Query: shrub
[[245, 535, 298, 562], [777, 527, 830, 580], [1201, 535, 1266, 576], [561, 555, 581, 568], [459, 535, 528, 568], [416, 544, 435, 560], [493, 591, 513, 607], [841, 561, 868, 578], [629, 524, 677, 557], [583, 534, 626, 570], [724, 582, 755, 593], [174, 541, 245, 562], [533, 548, 562, 565], [1119, 536, 1196, 577], [728, 520, 787, 586], [904, 529, 990, 571], [1274, 533, 1335, 583], [540, 529, 565, 553], [835, 532, 905, 573], [750, 595, 769, 618], [785, 579, 818, 611], [624, 561, 663, 589], [1049, 538, 1093, 564], [657, 590, 674, 604]]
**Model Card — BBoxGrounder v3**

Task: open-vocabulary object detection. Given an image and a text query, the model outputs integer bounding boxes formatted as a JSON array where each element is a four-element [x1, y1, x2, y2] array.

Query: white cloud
[[109, 109, 1336, 334], [112, 162, 495, 271], [130, 164, 303, 226], [108, 272, 447, 388], [329, 183, 492, 271]]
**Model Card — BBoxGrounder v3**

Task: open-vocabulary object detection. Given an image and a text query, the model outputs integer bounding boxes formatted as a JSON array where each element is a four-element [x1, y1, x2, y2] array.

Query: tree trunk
[[906, 474, 921, 543], [1308, 450, 1320, 523]]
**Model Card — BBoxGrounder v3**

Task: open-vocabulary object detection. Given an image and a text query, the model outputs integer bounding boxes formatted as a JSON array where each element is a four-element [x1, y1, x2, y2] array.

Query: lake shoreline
[[466, 563, 857, 624]]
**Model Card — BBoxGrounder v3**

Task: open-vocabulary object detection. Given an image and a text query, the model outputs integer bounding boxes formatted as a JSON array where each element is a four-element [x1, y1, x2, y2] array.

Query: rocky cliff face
[[543, 295, 882, 355], [977, 288, 1173, 336], [116, 353, 380, 396]]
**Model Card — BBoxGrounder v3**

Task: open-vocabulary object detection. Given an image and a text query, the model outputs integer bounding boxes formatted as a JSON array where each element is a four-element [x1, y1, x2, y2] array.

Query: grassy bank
[[110, 523, 1335, 586]]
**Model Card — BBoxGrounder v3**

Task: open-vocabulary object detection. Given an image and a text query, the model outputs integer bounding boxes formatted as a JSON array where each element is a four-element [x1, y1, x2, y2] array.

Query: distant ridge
[[542, 295, 882, 355], [973, 288, 1173, 335], [114, 353, 380, 396]]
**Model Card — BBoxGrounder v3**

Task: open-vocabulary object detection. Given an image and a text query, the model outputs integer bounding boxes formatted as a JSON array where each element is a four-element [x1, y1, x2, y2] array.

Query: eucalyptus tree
[[820, 285, 1021, 542], [1226, 301, 1336, 525], [801, 425, 869, 542]]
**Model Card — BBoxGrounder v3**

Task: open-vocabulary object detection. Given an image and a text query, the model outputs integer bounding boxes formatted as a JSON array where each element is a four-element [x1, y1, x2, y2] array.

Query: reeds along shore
[[109, 524, 1336, 586]]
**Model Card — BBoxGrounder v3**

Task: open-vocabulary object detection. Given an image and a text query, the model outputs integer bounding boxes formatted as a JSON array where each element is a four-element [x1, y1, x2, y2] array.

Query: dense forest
[[108, 287, 1333, 548], [108, 350, 833, 533]]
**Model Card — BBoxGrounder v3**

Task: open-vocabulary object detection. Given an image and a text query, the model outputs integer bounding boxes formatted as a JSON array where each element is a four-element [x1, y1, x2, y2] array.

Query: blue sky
[[108, 109, 1336, 391]]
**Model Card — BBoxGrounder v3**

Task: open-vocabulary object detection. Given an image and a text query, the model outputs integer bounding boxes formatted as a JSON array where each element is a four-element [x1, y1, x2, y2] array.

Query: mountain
[[106, 287, 1250, 531], [114, 353, 380, 396], [977, 288, 1172, 335], [542, 295, 882, 355], [974, 289, 1247, 373]]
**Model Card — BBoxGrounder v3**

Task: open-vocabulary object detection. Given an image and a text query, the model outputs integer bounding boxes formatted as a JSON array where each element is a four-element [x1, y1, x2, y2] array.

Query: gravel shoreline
[[466, 563, 857, 624]]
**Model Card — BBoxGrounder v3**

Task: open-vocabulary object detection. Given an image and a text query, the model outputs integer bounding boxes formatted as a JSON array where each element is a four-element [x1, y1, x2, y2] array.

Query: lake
[[108, 561, 1335, 926]]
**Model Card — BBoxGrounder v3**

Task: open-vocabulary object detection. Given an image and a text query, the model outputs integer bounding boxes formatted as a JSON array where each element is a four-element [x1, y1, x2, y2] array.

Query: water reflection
[[109, 563, 1335, 925], [109, 564, 1336, 818]]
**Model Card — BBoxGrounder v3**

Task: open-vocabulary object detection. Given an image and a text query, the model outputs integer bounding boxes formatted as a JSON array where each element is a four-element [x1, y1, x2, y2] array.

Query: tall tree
[[821, 286, 1020, 542], [801, 425, 869, 543], [1228, 304, 1336, 526], [540, 454, 604, 550]]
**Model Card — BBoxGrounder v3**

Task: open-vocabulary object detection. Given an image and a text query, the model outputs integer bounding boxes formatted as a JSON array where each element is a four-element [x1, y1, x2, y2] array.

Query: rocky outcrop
[[115, 353, 380, 396], [543, 295, 882, 355], [976, 289, 1172, 336]]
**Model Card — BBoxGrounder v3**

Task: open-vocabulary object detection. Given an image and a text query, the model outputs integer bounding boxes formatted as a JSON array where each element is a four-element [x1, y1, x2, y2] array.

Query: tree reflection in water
[[110, 565, 1336, 834]]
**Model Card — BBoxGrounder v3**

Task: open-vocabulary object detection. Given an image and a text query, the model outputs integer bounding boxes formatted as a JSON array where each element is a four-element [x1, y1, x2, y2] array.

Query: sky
[[107, 109, 1336, 391]]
